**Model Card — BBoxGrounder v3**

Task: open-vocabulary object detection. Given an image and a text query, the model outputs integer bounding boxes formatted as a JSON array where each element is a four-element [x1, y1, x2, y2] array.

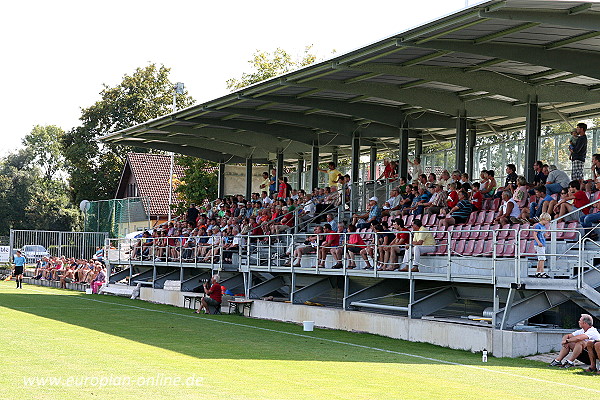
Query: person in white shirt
[[549, 314, 600, 368], [260, 191, 273, 205]]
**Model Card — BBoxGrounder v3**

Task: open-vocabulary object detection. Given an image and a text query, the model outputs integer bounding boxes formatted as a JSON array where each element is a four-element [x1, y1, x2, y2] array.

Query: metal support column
[[245, 158, 253, 200], [217, 162, 225, 198], [398, 125, 409, 179], [297, 158, 304, 192], [311, 142, 319, 190], [525, 99, 540, 183], [467, 125, 476, 179], [332, 148, 338, 167], [414, 137, 423, 158], [369, 144, 377, 181], [276, 152, 284, 188], [351, 133, 360, 183], [455, 113, 467, 173]]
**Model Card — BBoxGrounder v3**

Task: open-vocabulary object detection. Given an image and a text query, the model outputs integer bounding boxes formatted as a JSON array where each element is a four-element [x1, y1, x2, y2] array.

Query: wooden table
[[228, 299, 253, 316]]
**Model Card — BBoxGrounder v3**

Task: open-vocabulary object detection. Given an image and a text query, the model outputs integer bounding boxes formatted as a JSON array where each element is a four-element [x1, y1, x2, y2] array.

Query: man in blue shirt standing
[[13, 250, 26, 289]]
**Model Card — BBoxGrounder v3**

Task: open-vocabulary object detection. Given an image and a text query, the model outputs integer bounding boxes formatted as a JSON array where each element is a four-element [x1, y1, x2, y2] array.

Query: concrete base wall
[[138, 287, 566, 358]]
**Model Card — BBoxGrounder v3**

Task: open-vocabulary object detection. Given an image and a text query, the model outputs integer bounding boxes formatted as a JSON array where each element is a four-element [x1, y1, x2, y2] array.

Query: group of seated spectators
[[127, 150, 600, 270], [33, 256, 107, 293]]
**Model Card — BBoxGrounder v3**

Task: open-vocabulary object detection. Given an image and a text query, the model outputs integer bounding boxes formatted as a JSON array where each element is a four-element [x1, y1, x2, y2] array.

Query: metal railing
[[104, 222, 588, 286]]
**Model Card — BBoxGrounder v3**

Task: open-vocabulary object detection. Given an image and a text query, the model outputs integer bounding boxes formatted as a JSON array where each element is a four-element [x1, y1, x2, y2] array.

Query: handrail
[[552, 197, 600, 224]]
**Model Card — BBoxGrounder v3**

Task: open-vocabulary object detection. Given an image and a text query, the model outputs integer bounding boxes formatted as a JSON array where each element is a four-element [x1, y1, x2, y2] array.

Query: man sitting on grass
[[549, 314, 600, 368], [195, 274, 222, 315]]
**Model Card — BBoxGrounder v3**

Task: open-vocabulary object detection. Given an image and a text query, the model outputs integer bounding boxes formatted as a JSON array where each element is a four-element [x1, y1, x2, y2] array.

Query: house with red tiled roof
[[115, 153, 186, 224]]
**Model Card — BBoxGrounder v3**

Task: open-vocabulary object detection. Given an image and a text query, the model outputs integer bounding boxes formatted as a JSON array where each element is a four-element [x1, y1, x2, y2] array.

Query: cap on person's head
[[369, 196, 378, 202]]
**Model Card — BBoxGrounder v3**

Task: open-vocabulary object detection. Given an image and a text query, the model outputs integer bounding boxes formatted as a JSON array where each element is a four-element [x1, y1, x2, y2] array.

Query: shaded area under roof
[[102, 0, 600, 164]]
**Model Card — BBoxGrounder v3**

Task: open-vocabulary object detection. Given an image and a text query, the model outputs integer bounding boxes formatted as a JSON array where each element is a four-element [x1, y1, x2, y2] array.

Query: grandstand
[[99, 0, 600, 357]]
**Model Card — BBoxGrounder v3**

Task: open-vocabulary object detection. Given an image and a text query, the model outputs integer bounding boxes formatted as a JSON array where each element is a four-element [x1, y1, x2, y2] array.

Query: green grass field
[[1, 281, 600, 400]]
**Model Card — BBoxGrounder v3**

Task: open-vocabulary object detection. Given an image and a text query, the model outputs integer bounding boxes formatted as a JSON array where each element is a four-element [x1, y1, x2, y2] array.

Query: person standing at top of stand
[[407, 157, 422, 184], [318, 162, 342, 189], [570, 122, 588, 183]]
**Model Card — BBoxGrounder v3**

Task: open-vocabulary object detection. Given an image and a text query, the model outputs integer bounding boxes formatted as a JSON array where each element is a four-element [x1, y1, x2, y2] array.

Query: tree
[[0, 148, 80, 235], [173, 156, 218, 214], [226, 46, 321, 90], [63, 63, 195, 204], [22, 125, 66, 181]]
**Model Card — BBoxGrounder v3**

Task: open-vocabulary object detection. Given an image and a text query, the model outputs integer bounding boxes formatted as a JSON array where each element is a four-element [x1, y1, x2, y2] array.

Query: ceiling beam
[[154, 125, 296, 153], [296, 78, 522, 118], [135, 132, 258, 160], [348, 64, 600, 104], [257, 94, 458, 129], [107, 139, 249, 163], [178, 116, 349, 147], [402, 39, 600, 81], [479, 7, 600, 31]]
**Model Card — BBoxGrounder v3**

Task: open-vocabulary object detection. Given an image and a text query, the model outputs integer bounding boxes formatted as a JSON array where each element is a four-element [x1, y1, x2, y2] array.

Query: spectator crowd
[[126, 122, 599, 273]]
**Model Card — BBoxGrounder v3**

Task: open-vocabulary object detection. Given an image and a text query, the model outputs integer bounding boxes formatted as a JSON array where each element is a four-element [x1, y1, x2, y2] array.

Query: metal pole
[[525, 98, 540, 182], [455, 112, 467, 173], [168, 152, 174, 222], [311, 143, 319, 190]]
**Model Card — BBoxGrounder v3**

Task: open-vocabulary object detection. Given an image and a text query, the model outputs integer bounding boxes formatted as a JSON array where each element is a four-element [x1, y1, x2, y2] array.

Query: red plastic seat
[[449, 225, 463, 240], [492, 198, 501, 211], [484, 211, 495, 224], [462, 239, 475, 256], [472, 239, 485, 256], [427, 214, 438, 226], [470, 224, 482, 239], [453, 239, 466, 255], [495, 239, 506, 256], [460, 224, 472, 239], [420, 213, 430, 226], [433, 242, 448, 255], [482, 239, 494, 256], [562, 221, 579, 240], [502, 239, 516, 257], [497, 224, 510, 240], [405, 214, 414, 227], [474, 210, 486, 225], [465, 213, 477, 225]]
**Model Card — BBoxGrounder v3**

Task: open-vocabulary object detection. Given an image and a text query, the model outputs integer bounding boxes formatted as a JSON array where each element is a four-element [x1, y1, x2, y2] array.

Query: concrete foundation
[[138, 286, 567, 358]]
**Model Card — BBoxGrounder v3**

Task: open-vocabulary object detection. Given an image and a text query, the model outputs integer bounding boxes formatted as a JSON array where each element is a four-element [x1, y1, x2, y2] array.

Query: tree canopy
[[63, 63, 195, 204], [226, 46, 320, 90]]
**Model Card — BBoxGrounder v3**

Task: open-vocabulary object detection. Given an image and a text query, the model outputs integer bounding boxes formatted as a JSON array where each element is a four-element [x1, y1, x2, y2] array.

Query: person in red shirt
[[471, 182, 483, 211], [553, 180, 590, 221], [381, 218, 410, 271], [446, 182, 459, 209], [195, 274, 222, 314], [319, 223, 342, 268], [345, 224, 366, 269], [277, 177, 287, 200]]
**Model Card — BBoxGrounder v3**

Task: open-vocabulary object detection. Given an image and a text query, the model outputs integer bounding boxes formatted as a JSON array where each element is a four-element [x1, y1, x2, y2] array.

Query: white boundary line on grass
[[8, 285, 600, 393]]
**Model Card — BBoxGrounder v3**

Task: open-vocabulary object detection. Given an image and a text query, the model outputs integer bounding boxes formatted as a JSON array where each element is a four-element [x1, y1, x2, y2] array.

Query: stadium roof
[[102, 0, 600, 164]]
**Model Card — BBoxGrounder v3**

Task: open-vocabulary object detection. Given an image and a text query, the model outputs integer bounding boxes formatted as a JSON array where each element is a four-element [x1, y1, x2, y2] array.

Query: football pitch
[[1, 282, 600, 400]]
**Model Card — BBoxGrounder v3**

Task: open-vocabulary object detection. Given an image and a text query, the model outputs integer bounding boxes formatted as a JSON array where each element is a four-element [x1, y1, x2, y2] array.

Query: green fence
[[84, 197, 151, 237]]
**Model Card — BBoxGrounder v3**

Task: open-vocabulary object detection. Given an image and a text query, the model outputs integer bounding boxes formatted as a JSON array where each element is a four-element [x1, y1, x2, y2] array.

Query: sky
[[0, 0, 477, 156]]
